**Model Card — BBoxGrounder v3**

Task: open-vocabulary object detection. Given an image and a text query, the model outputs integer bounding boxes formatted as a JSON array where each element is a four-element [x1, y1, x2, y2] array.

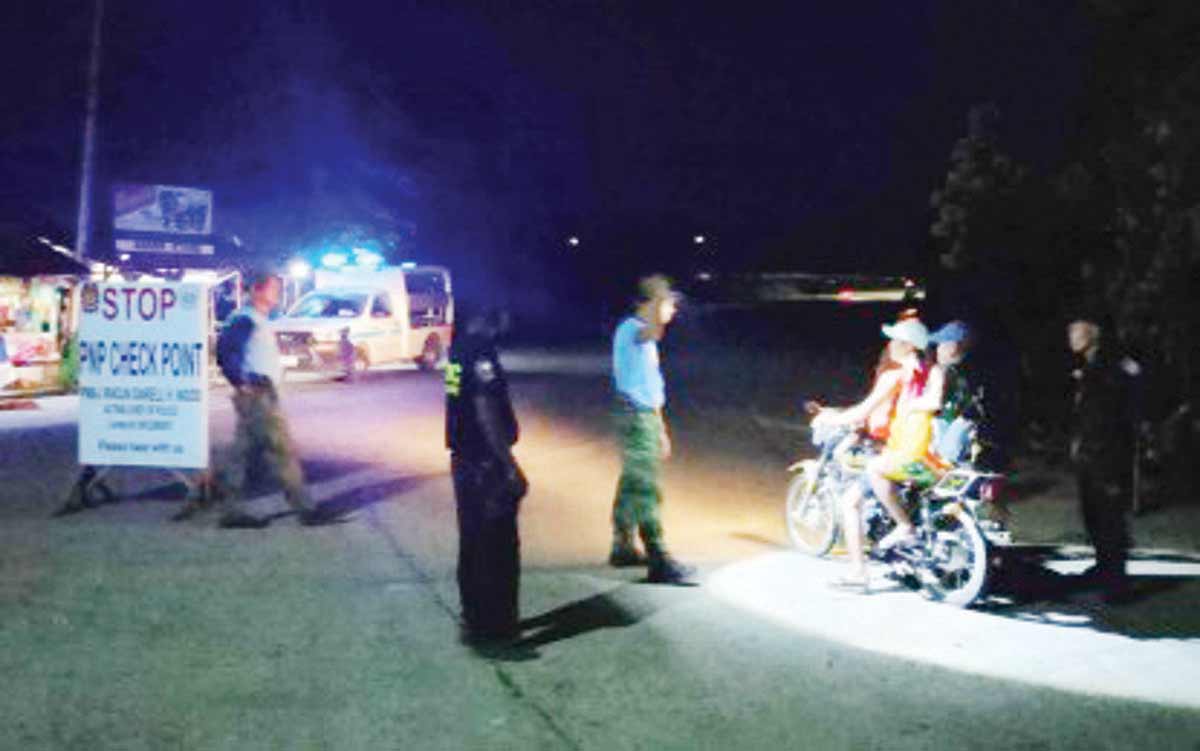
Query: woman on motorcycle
[[813, 317, 946, 590], [806, 308, 920, 438], [863, 307, 921, 440]]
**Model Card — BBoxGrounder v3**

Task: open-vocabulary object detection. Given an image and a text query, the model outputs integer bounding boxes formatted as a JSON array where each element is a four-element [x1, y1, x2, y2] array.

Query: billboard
[[113, 183, 213, 235], [77, 282, 210, 468]]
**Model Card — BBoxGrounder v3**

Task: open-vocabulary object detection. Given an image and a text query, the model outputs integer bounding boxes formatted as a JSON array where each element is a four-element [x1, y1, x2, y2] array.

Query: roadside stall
[[0, 227, 89, 393]]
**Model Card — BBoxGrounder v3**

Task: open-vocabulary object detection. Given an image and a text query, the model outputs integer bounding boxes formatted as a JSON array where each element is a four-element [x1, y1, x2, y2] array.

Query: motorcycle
[[865, 463, 1010, 606], [785, 413, 1011, 607], [783, 422, 873, 556]]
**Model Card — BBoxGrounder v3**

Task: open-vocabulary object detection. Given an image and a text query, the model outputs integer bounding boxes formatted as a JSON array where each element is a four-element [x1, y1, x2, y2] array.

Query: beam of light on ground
[[706, 550, 1200, 708]]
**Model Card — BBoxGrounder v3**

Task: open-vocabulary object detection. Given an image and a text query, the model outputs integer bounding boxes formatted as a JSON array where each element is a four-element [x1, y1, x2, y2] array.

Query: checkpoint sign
[[78, 282, 209, 468]]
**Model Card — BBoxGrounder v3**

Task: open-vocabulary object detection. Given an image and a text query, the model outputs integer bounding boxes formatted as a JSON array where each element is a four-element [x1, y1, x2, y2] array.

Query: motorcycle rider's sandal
[[877, 524, 917, 551]]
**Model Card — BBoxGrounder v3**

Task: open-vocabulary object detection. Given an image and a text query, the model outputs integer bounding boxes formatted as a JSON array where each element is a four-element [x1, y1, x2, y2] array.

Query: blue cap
[[929, 320, 971, 344]]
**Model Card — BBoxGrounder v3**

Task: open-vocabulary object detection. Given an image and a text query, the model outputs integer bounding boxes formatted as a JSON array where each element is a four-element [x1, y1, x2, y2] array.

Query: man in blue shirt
[[610, 275, 693, 584], [200, 270, 329, 528]]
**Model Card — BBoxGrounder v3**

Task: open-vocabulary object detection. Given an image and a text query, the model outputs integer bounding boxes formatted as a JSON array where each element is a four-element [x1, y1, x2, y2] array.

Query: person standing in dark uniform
[[445, 307, 527, 643], [1067, 308, 1138, 598]]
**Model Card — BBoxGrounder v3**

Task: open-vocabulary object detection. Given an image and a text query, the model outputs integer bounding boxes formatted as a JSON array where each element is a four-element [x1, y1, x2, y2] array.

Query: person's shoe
[[461, 622, 521, 645], [608, 545, 647, 567], [877, 524, 917, 551], [647, 555, 695, 585], [1078, 562, 1125, 580], [461, 628, 538, 661], [1076, 564, 1128, 596], [218, 512, 270, 529]]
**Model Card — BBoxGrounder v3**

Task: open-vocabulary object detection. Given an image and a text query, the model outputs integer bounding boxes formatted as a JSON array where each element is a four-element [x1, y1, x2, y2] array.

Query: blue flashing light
[[355, 250, 384, 268], [321, 252, 348, 269], [399, 261, 417, 269]]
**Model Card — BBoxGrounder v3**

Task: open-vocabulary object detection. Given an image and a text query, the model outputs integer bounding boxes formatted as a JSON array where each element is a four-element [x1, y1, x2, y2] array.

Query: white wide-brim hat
[[881, 318, 929, 349]]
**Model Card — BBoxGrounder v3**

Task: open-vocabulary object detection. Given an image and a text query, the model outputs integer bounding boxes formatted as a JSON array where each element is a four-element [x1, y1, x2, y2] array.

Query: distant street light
[[693, 234, 706, 245], [566, 236, 580, 247]]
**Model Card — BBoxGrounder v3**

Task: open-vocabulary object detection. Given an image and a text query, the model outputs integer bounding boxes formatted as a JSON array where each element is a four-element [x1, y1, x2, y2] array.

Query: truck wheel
[[417, 335, 442, 371]]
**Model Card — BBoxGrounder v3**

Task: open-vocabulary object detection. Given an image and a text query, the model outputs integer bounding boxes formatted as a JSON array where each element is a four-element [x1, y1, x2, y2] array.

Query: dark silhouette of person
[[1067, 305, 1138, 598], [445, 306, 527, 643]]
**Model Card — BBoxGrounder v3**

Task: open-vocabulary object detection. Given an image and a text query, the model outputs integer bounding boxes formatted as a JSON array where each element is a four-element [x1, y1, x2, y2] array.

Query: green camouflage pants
[[216, 386, 312, 515], [611, 402, 664, 555]]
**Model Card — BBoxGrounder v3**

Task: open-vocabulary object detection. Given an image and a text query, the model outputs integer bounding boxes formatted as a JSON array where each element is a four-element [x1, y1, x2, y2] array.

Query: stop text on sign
[[99, 287, 178, 321]]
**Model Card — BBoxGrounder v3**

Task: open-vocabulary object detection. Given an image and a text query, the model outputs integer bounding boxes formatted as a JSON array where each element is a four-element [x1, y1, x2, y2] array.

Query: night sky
[[1, 1, 1091, 300]]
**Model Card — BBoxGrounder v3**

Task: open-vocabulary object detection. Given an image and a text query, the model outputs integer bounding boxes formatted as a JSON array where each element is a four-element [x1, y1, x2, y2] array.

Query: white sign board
[[113, 183, 213, 235], [77, 282, 209, 468]]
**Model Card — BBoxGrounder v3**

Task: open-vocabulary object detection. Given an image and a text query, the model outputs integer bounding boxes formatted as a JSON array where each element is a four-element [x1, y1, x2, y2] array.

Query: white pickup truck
[[273, 265, 453, 375]]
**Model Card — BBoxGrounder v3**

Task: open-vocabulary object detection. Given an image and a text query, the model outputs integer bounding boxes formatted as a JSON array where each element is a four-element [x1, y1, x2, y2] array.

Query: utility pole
[[75, 0, 104, 262]]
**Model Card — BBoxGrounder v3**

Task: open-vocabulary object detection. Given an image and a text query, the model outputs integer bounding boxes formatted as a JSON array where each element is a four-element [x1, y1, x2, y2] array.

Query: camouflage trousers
[[611, 401, 664, 555], [216, 385, 312, 516]]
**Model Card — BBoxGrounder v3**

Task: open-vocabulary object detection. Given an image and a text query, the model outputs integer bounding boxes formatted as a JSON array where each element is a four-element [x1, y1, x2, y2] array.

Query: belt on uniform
[[237, 377, 276, 396], [614, 394, 656, 413]]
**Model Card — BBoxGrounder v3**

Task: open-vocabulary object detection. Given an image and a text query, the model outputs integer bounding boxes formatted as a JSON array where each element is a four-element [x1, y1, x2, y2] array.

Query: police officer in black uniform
[[1067, 305, 1138, 599], [445, 305, 527, 643]]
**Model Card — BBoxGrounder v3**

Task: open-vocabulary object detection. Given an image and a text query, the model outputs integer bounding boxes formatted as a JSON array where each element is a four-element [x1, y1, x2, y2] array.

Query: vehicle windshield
[[286, 293, 368, 319]]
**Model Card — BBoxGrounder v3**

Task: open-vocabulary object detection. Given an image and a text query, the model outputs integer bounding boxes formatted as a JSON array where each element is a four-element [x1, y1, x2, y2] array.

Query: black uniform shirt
[[445, 331, 518, 459], [1070, 348, 1135, 478]]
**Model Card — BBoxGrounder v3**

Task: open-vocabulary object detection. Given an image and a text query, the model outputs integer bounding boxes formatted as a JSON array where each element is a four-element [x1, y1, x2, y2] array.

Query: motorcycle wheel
[[784, 467, 839, 557], [919, 508, 989, 607]]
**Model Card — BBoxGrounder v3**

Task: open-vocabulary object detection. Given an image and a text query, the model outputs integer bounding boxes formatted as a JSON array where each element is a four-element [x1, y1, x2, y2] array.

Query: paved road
[[2, 349, 1199, 750]]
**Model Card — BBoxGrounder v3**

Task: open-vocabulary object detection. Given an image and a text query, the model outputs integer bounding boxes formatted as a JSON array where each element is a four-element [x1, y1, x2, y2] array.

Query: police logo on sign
[[81, 283, 99, 314]]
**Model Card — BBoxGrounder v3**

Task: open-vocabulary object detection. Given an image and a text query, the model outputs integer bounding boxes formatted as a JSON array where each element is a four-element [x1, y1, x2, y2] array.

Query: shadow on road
[[981, 545, 1200, 639], [306, 473, 437, 518], [514, 586, 663, 651], [109, 455, 382, 505], [77, 459, 437, 528]]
